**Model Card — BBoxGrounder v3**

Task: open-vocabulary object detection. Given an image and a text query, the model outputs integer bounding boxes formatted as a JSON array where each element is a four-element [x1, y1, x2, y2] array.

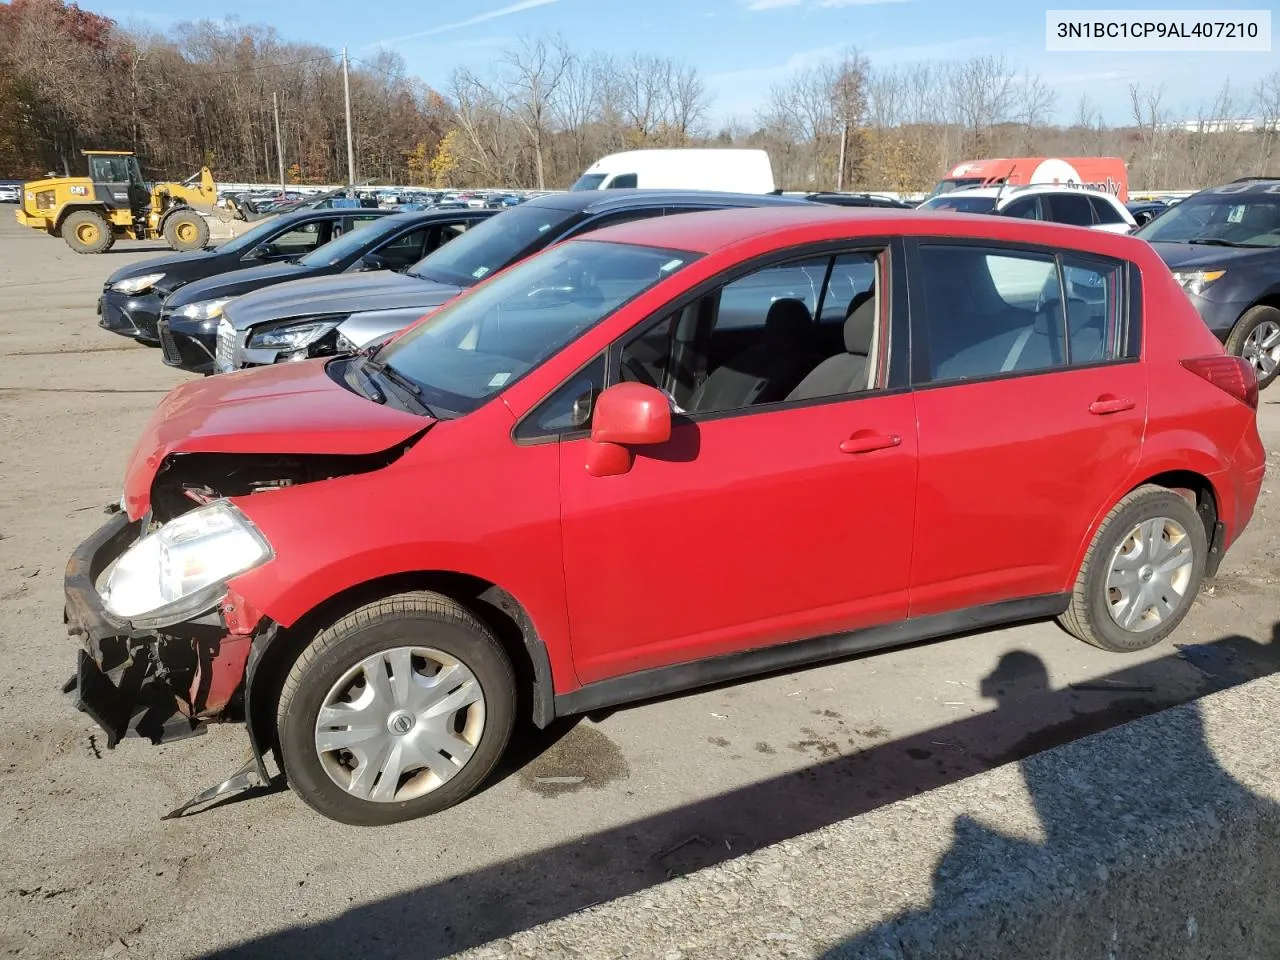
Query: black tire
[[1225, 304, 1280, 391], [162, 209, 210, 251], [276, 591, 516, 826], [62, 210, 113, 254], [1058, 485, 1207, 652]]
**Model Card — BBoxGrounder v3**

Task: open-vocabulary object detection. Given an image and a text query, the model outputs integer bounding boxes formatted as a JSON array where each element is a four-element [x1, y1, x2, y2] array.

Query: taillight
[[1181, 355, 1259, 410]]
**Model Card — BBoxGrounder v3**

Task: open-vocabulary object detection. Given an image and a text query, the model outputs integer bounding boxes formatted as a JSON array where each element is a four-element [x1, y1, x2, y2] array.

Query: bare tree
[[501, 34, 573, 190]]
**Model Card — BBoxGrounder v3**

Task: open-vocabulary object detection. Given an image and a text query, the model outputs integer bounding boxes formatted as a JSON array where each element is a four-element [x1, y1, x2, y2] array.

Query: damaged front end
[[64, 509, 268, 750]]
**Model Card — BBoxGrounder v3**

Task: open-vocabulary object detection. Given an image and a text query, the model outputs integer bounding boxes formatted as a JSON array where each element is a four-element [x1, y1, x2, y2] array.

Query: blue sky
[[104, 0, 1278, 127]]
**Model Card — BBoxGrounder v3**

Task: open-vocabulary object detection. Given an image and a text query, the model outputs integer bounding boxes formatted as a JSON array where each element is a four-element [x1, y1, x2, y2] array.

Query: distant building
[[1155, 117, 1277, 134]]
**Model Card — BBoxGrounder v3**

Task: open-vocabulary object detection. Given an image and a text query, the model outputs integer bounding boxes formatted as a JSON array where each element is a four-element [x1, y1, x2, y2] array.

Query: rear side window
[[1088, 196, 1124, 225], [915, 243, 1129, 383], [1044, 193, 1095, 227]]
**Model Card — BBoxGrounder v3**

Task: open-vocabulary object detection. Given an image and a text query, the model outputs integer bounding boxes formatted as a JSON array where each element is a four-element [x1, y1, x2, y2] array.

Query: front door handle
[[1088, 395, 1136, 415], [839, 431, 902, 455]]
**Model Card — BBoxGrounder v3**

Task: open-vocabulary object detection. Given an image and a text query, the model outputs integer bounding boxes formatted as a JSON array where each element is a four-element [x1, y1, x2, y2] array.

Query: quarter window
[[1087, 196, 1124, 225], [1061, 258, 1125, 363]]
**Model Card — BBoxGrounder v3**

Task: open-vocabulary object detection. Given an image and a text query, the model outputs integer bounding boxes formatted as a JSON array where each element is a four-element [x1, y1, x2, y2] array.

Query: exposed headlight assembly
[[247, 319, 340, 352], [1171, 269, 1225, 297], [100, 501, 272, 628], [111, 272, 166, 294], [178, 297, 234, 320]]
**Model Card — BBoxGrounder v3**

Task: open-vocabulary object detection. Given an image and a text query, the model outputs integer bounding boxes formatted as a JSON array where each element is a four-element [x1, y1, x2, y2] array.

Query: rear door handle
[[1088, 395, 1136, 415], [839, 431, 902, 455]]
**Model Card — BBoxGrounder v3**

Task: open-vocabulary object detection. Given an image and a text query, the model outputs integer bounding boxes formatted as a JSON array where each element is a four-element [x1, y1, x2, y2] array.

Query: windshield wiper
[[348, 359, 386, 404], [362, 355, 434, 415], [1187, 238, 1261, 247]]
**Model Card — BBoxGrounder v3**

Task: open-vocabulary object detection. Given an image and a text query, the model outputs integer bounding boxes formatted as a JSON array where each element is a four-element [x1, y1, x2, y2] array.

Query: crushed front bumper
[[64, 511, 259, 748], [157, 311, 218, 374]]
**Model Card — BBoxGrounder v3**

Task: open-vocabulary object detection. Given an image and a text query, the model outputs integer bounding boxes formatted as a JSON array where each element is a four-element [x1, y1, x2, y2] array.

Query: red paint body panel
[[104, 205, 1265, 712], [910, 363, 1147, 616], [559, 394, 918, 682], [227, 405, 583, 693], [122, 361, 426, 519]]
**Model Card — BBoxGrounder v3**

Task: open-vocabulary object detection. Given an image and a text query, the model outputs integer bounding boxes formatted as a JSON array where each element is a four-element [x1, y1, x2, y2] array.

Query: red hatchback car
[[65, 207, 1265, 825]]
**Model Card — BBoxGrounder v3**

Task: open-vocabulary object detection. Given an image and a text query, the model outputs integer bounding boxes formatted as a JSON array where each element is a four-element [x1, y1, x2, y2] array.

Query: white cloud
[[366, 0, 559, 48]]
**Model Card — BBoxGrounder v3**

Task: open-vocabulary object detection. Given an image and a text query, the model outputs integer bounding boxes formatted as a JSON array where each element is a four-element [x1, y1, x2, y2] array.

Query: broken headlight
[[247, 319, 340, 352], [100, 501, 272, 628]]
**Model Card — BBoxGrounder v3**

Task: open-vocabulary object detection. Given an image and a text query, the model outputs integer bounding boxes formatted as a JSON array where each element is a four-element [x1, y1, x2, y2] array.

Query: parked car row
[[66, 195, 1265, 828]]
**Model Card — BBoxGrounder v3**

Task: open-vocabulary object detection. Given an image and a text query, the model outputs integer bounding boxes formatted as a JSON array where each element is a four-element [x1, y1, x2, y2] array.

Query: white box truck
[[570, 149, 776, 194]]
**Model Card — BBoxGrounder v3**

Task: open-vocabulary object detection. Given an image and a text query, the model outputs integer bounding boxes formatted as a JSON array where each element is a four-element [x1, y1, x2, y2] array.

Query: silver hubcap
[[1243, 320, 1280, 378], [315, 646, 485, 803], [1106, 517, 1195, 632]]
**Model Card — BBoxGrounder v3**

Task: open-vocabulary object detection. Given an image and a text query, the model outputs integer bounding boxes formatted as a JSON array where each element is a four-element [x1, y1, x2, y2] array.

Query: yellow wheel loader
[[15, 150, 218, 254]]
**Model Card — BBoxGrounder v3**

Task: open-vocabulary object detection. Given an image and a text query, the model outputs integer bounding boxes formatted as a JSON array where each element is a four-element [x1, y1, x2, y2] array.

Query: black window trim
[[904, 236, 1138, 391], [511, 237, 909, 444]]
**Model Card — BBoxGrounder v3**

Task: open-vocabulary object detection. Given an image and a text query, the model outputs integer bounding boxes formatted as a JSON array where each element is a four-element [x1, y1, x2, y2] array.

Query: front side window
[[609, 173, 638, 189], [917, 244, 1127, 382], [298, 219, 399, 267], [619, 249, 884, 416], [376, 240, 693, 418], [1002, 196, 1042, 221], [268, 221, 329, 255]]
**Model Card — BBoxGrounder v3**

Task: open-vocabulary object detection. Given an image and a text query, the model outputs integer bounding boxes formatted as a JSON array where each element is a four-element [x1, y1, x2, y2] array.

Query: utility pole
[[273, 92, 286, 197], [342, 47, 356, 193], [836, 119, 848, 192]]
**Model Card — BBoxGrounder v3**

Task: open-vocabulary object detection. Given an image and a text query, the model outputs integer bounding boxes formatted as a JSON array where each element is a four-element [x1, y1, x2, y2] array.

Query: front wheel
[[1225, 305, 1280, 391], [276, 592, 516, 825], [1058, 485, 1206, 652], [62, 209, 114, 254], [162, 209, 210, 251]]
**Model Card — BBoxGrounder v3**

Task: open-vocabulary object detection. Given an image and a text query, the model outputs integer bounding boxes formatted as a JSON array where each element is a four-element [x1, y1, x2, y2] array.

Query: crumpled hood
[[122, 360, 429, 519], [224, 271, 463, 332], [165, 260, 316, 307]]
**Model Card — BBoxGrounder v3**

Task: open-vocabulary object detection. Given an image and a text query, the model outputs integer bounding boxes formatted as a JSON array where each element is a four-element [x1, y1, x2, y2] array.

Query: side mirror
[[585, 382, 672, 477]]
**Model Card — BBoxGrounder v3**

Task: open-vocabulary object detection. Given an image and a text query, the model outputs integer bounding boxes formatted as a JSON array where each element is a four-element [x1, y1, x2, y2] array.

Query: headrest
[[763, 298, 813, 345], [843, 290, 876, 354]]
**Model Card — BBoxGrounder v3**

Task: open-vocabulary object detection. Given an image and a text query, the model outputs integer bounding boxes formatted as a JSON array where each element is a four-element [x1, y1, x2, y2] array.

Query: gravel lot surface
[[0, 214, 1276, 960]]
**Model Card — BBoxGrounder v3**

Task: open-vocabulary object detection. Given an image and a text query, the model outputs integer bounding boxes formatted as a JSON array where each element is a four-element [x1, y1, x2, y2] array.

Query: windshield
[[217, 217, 295, 255], [406, 204, 579, 286], [297, 219, 394, 267], [919, 195, 997, 214], [569, 173, 608, 192], [376, 240, 695, 417], [1136, 193, 1280, 246]]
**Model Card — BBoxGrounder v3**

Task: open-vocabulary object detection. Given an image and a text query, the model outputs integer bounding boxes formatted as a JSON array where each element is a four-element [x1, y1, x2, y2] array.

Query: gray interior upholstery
[[786, 291, 877, 401], [689, 298, 822, 413]]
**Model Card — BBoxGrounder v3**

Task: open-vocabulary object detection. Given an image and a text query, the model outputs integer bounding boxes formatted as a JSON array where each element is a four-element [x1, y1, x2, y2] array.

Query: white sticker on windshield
[[1227, 205, 1245, 223], [538, 223, 553, 233], [488, 372, 512, 387], [660, 258, 685, 273], [472, 266, 490, 279]]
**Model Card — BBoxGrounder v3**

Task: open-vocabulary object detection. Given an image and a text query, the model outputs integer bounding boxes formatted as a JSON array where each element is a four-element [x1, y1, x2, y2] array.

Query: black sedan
[[157, 208, 495, 373], [98, 208, 395, 344]]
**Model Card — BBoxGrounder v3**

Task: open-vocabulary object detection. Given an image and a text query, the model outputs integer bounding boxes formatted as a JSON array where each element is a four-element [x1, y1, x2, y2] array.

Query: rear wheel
[[1225, 305, 1280, 390], [276, 591, 516, 825], [62, 210, 114, 254], [1059, 485, 1206, 652], [162, 209, 209, 251]]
